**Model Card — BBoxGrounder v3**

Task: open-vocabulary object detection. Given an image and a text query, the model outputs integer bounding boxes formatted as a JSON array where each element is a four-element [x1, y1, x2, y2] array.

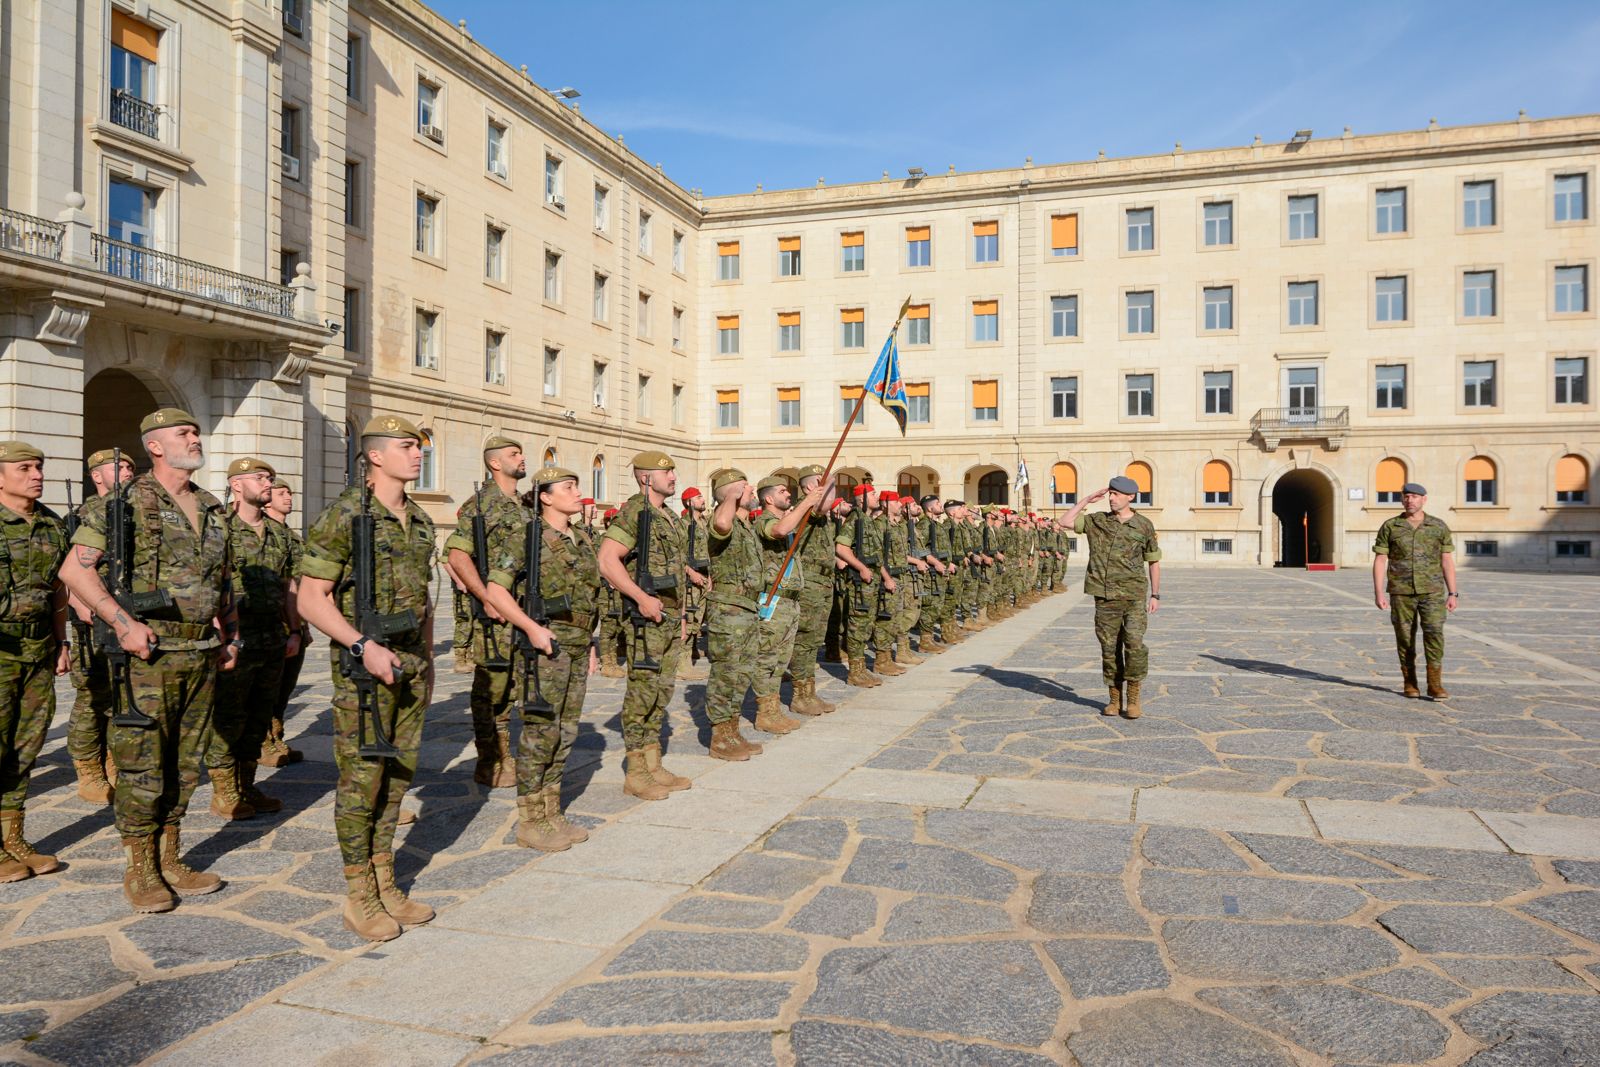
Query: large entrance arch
[[1271, 468, 1335, 567], [964, 464, 1007, 505], [84, 369, 163, 472]]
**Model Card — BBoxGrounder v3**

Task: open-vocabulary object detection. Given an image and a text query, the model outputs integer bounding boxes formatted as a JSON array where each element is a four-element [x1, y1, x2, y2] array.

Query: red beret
[[581, 497, 595, 505], [830, 498, 847, 510], [681, 486, 702, 500], [852, 484, 871, 496], [603, 507, 618, 519], [750, 507, 763, 517]]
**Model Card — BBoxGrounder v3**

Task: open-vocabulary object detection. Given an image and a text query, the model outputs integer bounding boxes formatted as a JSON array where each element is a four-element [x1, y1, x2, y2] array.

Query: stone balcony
[[1250, 406, 1350, 452]]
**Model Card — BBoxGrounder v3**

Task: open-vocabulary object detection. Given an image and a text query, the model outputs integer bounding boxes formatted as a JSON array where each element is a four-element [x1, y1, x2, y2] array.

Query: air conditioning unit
[[283, 8, 303, 35], [421, 123, 444, 144], [490, 160, 507, 179], [281, 153, 301, 181], [547, 193, 566, 209]]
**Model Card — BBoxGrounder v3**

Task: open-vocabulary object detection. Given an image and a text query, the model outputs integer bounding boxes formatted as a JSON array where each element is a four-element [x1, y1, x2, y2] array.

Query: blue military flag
[[863, 299, 912, 435]]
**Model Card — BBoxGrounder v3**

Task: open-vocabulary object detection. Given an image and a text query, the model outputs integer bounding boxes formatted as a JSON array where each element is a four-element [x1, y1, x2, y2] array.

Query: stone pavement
[[3, 567, 1599, 1065]]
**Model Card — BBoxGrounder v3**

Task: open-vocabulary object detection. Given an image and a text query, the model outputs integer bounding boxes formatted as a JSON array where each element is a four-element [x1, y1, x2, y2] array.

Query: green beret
[[139, 408, 199, 434], [361, 414, 423, 442], [795, 464, 826, 481], [533, 465, 579, 487], [483, 435, 522, 453], [85, 448, 120, 470], [756, 475, 791, 493], [226, 457, 276, 478], [0, 440, 44, 463], [271, 477, 294, 492], [711, 468, 747, 494], [631, 449, 675, 471]]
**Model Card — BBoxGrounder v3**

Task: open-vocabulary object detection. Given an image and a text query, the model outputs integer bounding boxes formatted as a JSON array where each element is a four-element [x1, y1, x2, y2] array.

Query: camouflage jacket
[[488, 517, 602, 639], [755, 511, 803, 595], [684, 511, 711, 571], [0, 502, 68, 630], [602, 493, 686, 604], [708, 514, 762, 611], [299, 486, 435, 651], [1374, 513, 1454, 596], [793, 513, 836, 581], [227, 512, 294, 649], [883, 517, 910, 576], [444, 484, 529, 575], [1076, 510, 1161, 599], [72, 475, 231, 628], [836, 511, 884, 567]]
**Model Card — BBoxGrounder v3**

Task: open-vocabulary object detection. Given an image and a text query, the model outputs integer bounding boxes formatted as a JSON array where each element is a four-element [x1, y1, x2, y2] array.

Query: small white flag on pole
[[1016, 458, 1030, 490]]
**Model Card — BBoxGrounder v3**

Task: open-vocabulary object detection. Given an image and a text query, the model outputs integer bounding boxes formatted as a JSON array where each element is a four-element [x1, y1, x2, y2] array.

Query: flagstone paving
[[2, 567, 1598, 1065]]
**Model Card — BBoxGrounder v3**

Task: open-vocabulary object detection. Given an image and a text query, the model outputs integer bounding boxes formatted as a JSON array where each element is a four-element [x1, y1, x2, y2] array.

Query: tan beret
[[86, 448, 120, 470], [631, 449, 675, 471], [226, 457, 276, 479], [483, 435, 522, 454], [711, 468, 747, 494], [361, 414, 423, 441], [139, 408, 199, 434], [796, 464, 826, 480], [271, 477, 294, 492], [0, 440, 44, 463], [756, 475, 792, 493], [532, 464, 579, 487]]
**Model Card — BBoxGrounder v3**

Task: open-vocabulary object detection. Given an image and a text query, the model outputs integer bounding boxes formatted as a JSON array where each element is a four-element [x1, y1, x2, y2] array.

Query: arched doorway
[[1272, 468, 1335, 567], [897, 464, 939, 502], [84, 369, 162, 475], [978, 471, 1008, 505], [834, 466, 870, 499]]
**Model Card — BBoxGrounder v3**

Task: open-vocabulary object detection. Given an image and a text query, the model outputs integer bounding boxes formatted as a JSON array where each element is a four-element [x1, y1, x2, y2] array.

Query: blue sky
[[437, 0, 1600, 197]]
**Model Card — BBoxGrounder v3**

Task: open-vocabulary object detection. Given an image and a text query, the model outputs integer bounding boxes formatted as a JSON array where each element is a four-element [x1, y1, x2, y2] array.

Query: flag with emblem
[[863, 297, 913, 435], [1016, 458, 1030, 490]]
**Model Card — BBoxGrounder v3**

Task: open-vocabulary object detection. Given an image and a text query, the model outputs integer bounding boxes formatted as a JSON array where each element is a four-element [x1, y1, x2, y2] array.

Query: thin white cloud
[[593, 100, 903, 151]]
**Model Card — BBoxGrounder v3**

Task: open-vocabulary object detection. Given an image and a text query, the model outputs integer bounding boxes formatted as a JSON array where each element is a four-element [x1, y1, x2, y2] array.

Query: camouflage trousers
[[824, 579, 847, 658], [469, 617, 517, 751], [754, 596, 799, 698], [620, 613, 682, 752], [872, 580, 907, 652], [788, 583, 831, 685], [706, 605, 760, 725], [0, 644, 55, 810], [272, 637, 307, 742], [844, 580, 877, 663], [112, 648, 216, 836], [894, 579, 921, 646], [208, 647, 285, 770], [1094, 597, 1149, 685], [67, 636, 113, 763], [517, 623, 589, 796], [331, 647, 428, 866], [452, 593, 476, 669], [1390, 593, 1447, 669], [598, 603, 628, 666]]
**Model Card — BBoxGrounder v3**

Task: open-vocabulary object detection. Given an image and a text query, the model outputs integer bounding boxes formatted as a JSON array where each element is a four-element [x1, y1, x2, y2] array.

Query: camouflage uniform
[[444, 487, 526, 771], [0, 502, 68, 813], [1375, 514, 1454, 670], [787, 516, 836, 685], [67, 496, 114, 767], [1076, 510, 1161, 686], [488, 515, 601, 796], [602, 493, 686, 752], [300, 487, 434, 867], [209, 513, 294, 773], [451, 583, 475, 669], [267, 527, 308, 761], [836, 509, 882, 665], [683, 511, 710, 664], [72, 476, 230, 837], [878, 517, 914, 650], [753, 511, 801, 698], [705, 515, 763, 725]]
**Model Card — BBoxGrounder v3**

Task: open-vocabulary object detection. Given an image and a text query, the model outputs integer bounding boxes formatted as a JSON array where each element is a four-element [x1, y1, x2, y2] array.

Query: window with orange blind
[[839, 384, 864, 425], [972, 220, 999, 263], [1464, 455, 1497, 504], [1050, 213, 1079, 256], [906, 225, 931, 267], [778, 236, 802, 276], [776, 386, 802, 427], [840, 307, 865, 349], [715, 389, 740, 429], [716, 315, 740, 355], [777, 311, 801, 352], [905, 303, 931, 345], [1052, 462, 1078, 504], [1125, 461, 1153, 503], [1202, 461, 1233, 505], [1376, 457, 1407, 503], [776, 312, 801, 326], [971, 379, 999, 422], [905, 381, 931, 424], [972, 300, 999, 342], [777, 387, 801, 401], [840, 231, 865, 272], [717, 241, 740, 281], [1556, 454, 1590, 503], [112, 11, 161, 61]]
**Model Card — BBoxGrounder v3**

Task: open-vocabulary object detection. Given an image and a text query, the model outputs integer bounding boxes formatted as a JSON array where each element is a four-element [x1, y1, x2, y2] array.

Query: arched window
[[1557, 454, 1590, 504], [897, 473, 921, 498], [1465, 456, 1497, 505], [416, 428, 437, 492], [1052, 462, 1077, 505], [592, 454, 606, 501], [1125, 461, 1153, 506], [978, 470, 1008, 505], [834, 472, 858, 498], [543, 446, 557, 466], [1376, 457, 1406, 504], [1202, 460, 1232, 505]]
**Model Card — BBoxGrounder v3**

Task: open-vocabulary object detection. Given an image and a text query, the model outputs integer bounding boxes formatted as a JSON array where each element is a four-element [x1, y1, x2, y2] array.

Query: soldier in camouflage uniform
[[877, 494, 922, 670], [297, 414, 436, 942], [822, 497, 850, 663], [598, 450, 691, 801], [918, 496, 962, 646], [444, 436, 528, 788], [701, 469, 766, 761], [1373, 482, 1459, 700], [208, 458, 298, 821], [785, 465, 839, 714], [261, 478, 306, 767], [835, 484, 887, 686], [1065, 477, 1162, 720], [596, 509, 628, 677], [752, 474, 827, 730], [679, 487, 710, 681], [63, 408, 237, 913], [0, 441, 71, 882], [67, 448, 136, 803]]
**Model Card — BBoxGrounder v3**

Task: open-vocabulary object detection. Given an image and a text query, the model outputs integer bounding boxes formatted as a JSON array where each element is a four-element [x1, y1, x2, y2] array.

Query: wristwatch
[[349, 638, 367, 657], [1150, 594, 1161, 600]]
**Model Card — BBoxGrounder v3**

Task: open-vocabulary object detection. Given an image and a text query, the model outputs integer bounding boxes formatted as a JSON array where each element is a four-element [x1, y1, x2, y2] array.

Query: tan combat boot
[[493, 728, 517, 788], [791, 678, 836, 716], [342, 862, 401, 941], [623, 750, 671, 801], [1426, 666, 1449, 700], [472, 735, 498, 787], [0, 846, 29, 883], [896, 638, 926, 666], [515, 793, 570, 851], [208, 764, 256, 820], [239, 762, 283, 814], [1103, 685, 1122, 717], [1401, 662, 1421, 699], [0, 811, 58, 875], [600, 660, 628, 679], [543, 784, 588, 844], [397, 806, 418, 826], [1124, 681, 1143, 719], [976, 607, 992, 629], [644, 744, 692, 791], [258, 718, 290, 767], [122, 834, 176, 913], [754, 694, 802, 735], [74, 758, 114, 804], [920, 634, 949, 654], [708, 719, 756, 761], [874, 651, 907, 677], [371, 851, 435, 924], [156, 823, 222, 895], [846, 660, 882, 688]]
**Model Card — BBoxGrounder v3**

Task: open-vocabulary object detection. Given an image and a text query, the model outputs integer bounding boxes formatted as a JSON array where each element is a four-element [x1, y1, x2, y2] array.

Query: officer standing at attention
[[679, 486, 710, 682], [62, 409, 238, 913], [0, 441, 71, 882], [66, 448, 136, 803], [260, 477, 306, 768], [296, 415, 436, 942], [598, 450, 691, 801], [1373, 482, 1458, 699], [1062, 476, 1162, 720]]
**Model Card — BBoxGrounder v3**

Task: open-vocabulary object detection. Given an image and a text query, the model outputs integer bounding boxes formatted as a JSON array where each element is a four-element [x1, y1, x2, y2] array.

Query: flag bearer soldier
[[752, 473, 828, 728], [1063, 476, 1162, 720], [66, 448, 135, 804], [598, 451, 692, 801], [444, 435, 529, 788], [785, 465, 839, 714], [261, 477, 306, 767], [62, 409, 238, 913], [0, 441, 71, 882], [1373, 482, 1458, 699], [296, 415, 436, 942]]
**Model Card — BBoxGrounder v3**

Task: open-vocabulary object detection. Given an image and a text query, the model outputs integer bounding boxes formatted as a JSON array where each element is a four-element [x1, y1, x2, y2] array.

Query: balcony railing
[[0, 209, 64, 261], [92, 234, 296, 318], [110, 89, 161, 139], [1250, 406, 1350, 451]]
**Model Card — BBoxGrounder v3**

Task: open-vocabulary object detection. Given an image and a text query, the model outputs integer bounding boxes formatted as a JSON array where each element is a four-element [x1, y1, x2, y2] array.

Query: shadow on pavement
[[1200, 653, 1394, 695]]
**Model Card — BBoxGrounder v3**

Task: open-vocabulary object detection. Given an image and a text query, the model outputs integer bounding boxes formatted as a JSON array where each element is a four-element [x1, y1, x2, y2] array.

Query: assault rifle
[[339, 461, 416, 758], [513, 489, 560, 719], [64, 478, 91, 674], [94, 449, 173, 727], [906, 516, 932, 601], [849, 507, 876, 616], [685, 512, 710, 664], [876, 525, 896, 621], [623, 503, 677, 672], [469, 483, 510, 668]]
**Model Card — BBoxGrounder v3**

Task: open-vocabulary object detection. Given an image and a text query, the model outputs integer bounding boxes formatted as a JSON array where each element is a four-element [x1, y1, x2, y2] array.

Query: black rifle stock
[[848, 509, 875, 615], [94, 449, 171, 728], [513, 492, 561, 719], [64, 479, 92, 675], [469, 483, 510, 668], [340, 468, 416, 759], [685, 512, 709, 665], [623, 503, 677, 672]]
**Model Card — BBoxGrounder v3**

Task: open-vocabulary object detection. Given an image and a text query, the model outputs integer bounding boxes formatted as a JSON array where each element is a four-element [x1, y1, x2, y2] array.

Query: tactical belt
[[0, 618, 53, 640], [146, 618, 223, 651], [552, 613, 596, 635]]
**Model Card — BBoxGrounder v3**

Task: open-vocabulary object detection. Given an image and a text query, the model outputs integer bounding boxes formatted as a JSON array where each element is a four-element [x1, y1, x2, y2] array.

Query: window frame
[[412, 305, 442, 375], [1121, 287, 1157, 339], [1370, 182, 1412, 239], [904, 223, 933, 270], [1459, 266, 1501, 322], [1549, 168, 1593, 227], [776, 310, 803, 354], [1198, 282, 1237, 335], [1047, 293, 1081, 342], [774, 384, 803, 430], [1122, 371, 1156, 421], [1284, 276, 1322, 331], [1370, 360, 1411, 415], [1047, 374, 1081, 423], [970, 298, 1000, 346], [483, 325, 508, 389], [483, 219, 509, 290], [1458, 356, 1502, 415], [1198, 196, 1237, 251], [1550, 353, 1593, 412], [1370, 272, 1413, 328], [1458, 177, 1500, 233], [1199, 367, 1236, 419], [412, 186, 443, 264], [415, 74, 445, 148], [1121, 204, 1157, 256], [542, 345, 561, 399], [1551, 262, 1593, 318], [1283, 190, 1323, 245], [542, 247, 562, 307], [968, 377, 1000, 426], [484, 115, 510, 183]]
